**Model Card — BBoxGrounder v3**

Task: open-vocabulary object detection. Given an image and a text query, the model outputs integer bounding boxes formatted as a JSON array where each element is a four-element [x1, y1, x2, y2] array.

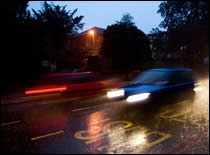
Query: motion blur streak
[[107, 89, 125, 98], [87, 112, 106, 136], [126, 93, 150, 103], [193, 78, 209, 120], [25, 86, 67, 95]]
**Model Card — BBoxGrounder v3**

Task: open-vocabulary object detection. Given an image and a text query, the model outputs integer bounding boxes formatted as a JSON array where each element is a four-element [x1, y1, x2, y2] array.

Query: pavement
[[0, 77, 209, 154]]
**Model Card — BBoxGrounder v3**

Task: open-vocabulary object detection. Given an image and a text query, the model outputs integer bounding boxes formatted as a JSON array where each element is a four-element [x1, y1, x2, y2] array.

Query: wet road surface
[[1, 78, 209, 154]]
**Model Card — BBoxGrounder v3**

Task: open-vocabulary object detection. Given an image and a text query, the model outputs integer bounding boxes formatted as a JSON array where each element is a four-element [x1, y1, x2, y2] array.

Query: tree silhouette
[[149, 28, 167, 63], [102, 13, 152, 72], [158, 1, 208, 30], [157, 1, 208, 67], [32, 2, 84, 70], [2, 1, 32, 93], [2, 1, 85, 93], [116, 13, 135, 26]]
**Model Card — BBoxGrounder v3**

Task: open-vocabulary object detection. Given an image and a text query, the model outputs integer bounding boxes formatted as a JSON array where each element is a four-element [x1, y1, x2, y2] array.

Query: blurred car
[[25, 72, 120, 95], [107, 68, 196, 104]]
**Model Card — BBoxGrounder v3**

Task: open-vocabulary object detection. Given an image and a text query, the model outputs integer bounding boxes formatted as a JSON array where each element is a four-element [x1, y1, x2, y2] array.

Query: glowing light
[[107, 89, 125, 98], [193, 86, 203, 92], [126, 93, 150, 103], [25, 86, 67, 95], [87, 112, 105, 136], [129, 132, 146, 146], [89, 30, 95, 36]]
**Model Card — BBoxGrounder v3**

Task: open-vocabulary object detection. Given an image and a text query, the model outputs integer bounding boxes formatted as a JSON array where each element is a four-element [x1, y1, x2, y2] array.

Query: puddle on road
[[26, 79, 209, 154], [73, 78, 209, 154], [74, 110, 172, 154]]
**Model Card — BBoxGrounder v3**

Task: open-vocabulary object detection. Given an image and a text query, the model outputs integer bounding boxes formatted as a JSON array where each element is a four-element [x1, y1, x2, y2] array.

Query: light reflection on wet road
[[1, 78, 209, 154]]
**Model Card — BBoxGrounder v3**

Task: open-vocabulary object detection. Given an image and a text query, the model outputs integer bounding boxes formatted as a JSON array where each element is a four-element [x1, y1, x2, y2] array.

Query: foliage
[[32, 2, 84, 70], [149, 28, 168, 62], [2, 1, 84, 93], [158, 1, 208, 30], [116, 13, 135, 26], [102, 13, 152, 72], [156, 1, 209, 67], [2, 1, 32, 93]]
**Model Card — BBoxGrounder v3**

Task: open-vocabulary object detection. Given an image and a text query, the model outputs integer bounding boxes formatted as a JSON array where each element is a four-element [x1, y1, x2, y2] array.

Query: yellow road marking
[[85, 124, 147, 145], [96, 130, 171, 152], [1, 120, 21, 127], [31, 130, 64, 141], [104, 120, 133, 131], [74, 119, 171, 152], [159, 108, 191, 119], [144, 131, 172, 149], [74, 118, 111, 142], [74, 120, 143, 144]]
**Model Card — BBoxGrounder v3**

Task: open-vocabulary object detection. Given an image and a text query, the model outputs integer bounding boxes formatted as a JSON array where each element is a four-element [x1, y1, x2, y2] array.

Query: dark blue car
[[107, 68, 196, 104]]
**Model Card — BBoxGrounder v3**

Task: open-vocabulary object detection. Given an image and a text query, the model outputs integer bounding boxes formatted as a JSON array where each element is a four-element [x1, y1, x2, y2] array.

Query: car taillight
[[25, 86, 67, 95]]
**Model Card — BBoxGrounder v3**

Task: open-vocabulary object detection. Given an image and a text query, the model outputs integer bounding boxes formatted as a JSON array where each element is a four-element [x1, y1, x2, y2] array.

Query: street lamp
[[88, 30, 95, 36], [88, 29, 95, 48]]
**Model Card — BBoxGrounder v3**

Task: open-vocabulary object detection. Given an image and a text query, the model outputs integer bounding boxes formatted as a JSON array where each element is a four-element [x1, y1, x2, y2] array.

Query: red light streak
[[25, 86, 67, 95]]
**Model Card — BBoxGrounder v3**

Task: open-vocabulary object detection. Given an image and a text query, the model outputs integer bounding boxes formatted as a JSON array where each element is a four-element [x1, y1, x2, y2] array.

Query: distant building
[[67, 26, 105, 57], [65, 27, 105, 70]]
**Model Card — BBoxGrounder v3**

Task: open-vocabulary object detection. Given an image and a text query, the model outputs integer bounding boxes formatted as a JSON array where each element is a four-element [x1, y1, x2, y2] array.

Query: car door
[[166, 71, 194, 101]]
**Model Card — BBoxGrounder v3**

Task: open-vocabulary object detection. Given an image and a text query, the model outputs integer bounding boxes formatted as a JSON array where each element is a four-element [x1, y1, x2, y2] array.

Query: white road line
[[31, 130, 64, 141], [2, 93, 61, 104], [39, 98, 73, 105], [72, 106, 93, 112], [38, 96, 82, 105], [1, 120, 21, 127], [71, 103, 111, 112], [38, 94, 105, 106]]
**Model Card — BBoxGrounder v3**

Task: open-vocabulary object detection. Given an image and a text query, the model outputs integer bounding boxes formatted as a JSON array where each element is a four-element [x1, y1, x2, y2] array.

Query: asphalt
[[1, 78, 209, 154]]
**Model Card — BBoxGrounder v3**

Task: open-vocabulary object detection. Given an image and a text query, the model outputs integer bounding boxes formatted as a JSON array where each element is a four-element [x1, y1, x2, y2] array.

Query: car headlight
[[193, 82, 203, 92], [107, 89, 125, 98], [126, 93, 150, 103]]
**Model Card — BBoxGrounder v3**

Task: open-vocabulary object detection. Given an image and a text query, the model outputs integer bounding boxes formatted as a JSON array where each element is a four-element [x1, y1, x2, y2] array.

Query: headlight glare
[[126, 93, 150, 103], [107, 89, 125, 98]]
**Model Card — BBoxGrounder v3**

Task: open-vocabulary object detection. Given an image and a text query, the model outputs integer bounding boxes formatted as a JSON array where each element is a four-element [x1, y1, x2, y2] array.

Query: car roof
[[150, 67, 192, 72]]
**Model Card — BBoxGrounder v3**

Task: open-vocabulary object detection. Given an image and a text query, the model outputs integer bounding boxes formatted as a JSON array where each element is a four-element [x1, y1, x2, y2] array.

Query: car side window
[[170, 71, 193, 84]]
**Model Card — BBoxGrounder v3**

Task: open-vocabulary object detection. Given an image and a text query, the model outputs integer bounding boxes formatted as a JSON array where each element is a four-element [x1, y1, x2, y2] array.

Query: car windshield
[[131, 70, 170, 84]]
